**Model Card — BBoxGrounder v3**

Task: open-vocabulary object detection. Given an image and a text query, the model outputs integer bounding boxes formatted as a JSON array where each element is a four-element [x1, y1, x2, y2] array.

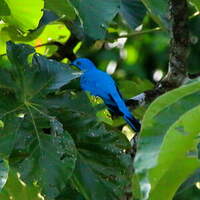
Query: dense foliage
[[0, 0, 200, 200]]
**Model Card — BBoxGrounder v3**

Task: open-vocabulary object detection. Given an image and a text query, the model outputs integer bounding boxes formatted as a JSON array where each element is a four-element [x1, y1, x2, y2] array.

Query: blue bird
[[71, 58, 141, 132]]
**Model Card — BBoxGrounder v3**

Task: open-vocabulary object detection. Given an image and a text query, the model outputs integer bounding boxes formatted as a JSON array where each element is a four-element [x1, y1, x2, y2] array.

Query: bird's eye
[[77, 61, 81, 65]]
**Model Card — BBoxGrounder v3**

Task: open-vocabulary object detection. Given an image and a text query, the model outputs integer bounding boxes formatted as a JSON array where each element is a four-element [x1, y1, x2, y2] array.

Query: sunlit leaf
[[0, 169, 43, 200], [135, 80, 200, 200], [3, 0, 44, 32]]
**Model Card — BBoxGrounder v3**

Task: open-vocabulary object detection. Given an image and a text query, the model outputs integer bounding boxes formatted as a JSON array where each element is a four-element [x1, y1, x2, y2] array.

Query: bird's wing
[[81, 70, 116, 97], [81, 70, 129, 115], [95, 71, 129, 115], [109, 89, 130, 116], [109, 89, 141, 132]]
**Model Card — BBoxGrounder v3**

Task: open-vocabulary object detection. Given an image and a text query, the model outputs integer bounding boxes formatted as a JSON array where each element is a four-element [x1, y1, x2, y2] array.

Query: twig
[[188, 72, 200, 79], [118, 27, 162, 38], [35, 41, 62, 48], [0, 53, 6, 57], [49, 34, 79, 61]]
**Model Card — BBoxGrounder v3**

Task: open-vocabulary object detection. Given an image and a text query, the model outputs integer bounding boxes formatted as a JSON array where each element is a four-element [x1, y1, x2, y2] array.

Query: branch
[[127, 0, 190, 109], [0, 53, 6, 57], [118, 27, 162, 38], [188, 72, 200, 79], [48, 34, 79, 61]]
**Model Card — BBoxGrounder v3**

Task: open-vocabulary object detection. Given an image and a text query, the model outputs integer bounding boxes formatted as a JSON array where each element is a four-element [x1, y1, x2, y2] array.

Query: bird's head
[[70, 58, 96, 72]]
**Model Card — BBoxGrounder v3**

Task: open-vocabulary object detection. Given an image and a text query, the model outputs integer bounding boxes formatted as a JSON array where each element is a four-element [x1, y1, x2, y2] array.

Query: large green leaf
[[120, 0, 146, 29], [71, 0, 120, 39], [0, 0, 10, 16], [0, 159, 9, 191], [3, 0, 44, 32], [0, 169, 43, 200], [45, 0, 76, 20], [135, 80, 200, 200], [0, 42, 81, 198], [141, 0, 168, 28]]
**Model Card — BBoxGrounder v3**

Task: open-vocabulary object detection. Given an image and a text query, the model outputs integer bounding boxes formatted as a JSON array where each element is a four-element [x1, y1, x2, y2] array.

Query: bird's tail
[[123, 114, 141, 132]]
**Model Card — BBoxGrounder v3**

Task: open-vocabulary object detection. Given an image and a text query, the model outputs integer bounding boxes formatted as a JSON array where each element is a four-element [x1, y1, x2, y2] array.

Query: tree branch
[[48, 34, 79, 61], [127, 0, 190, 109], [118, 27, 162, 38], [188, 72, 200, 79]]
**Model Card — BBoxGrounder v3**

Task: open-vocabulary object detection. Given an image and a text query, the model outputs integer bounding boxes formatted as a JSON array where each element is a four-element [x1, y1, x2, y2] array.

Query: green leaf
[[141, 0, 168, 28], [1, 41, 133, 199], [0, 0, 10, 16], [46, 92, 133, 199], [190, 0, 200, 10], [3, 0, 44, 32], [0, 42, 82, 198], [0, 159, 9, 191], [0, 169, 43, 200], [71, 0, 120, 39], [47, 90, 132, 200], [0, 24, 10, 54], [55, 183, 85, 200], [135, 80, 200, 200], [19, 117, 77, 199], [71, 125, 132, 200], [6, 41, 35, 71], [45, 0, 76, 20], [120, 0, 146, 29], [0, 70, 16, 90]]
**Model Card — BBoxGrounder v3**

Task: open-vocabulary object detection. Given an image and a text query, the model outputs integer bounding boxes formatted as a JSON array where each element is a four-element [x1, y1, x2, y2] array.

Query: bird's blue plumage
[[71, 58, 141, 132]]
